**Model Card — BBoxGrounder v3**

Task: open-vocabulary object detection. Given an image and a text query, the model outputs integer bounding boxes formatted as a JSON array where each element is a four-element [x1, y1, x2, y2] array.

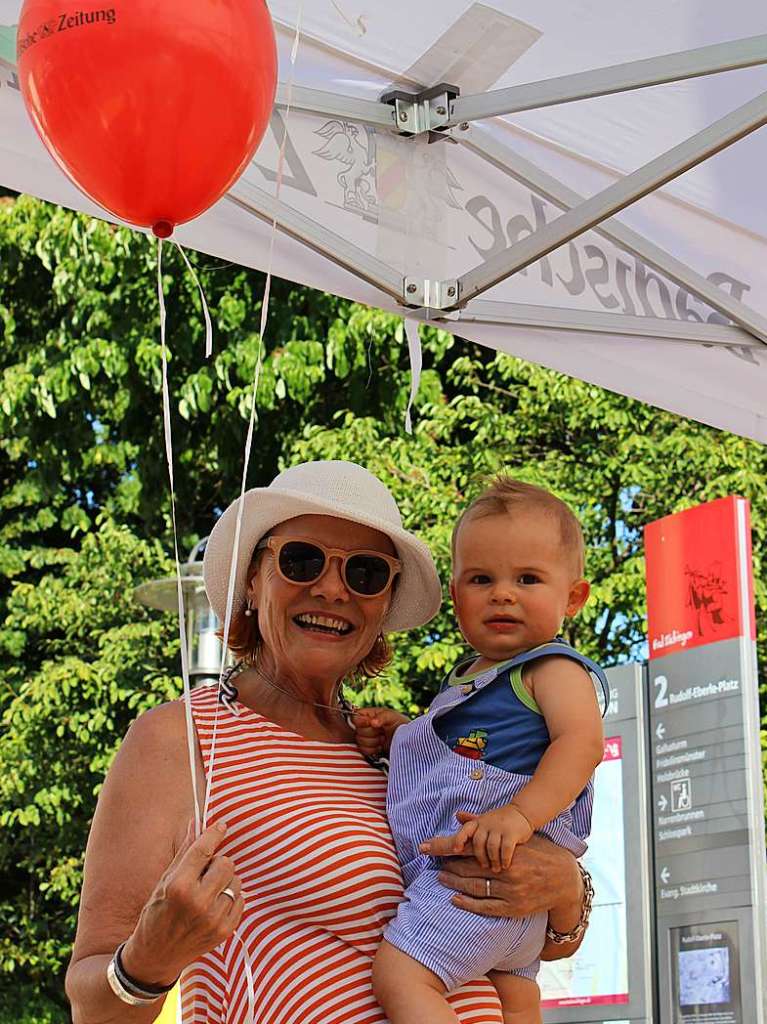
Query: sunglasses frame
[[256, 536, 401, 598]]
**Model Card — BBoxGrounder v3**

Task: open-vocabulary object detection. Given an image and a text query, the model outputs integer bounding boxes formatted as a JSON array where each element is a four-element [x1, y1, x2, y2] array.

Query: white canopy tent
[[2, 0, 767, 441]]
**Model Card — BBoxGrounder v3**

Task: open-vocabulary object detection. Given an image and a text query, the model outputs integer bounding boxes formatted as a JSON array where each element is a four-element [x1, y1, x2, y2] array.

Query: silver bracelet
[[106, 942, 176, 1006], [545, 862, 594, 945]]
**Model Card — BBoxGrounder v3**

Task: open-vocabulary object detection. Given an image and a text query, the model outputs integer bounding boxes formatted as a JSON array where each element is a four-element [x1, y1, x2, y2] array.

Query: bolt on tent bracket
[[381, 82, 461, 139], [403, 277, 460, 309]]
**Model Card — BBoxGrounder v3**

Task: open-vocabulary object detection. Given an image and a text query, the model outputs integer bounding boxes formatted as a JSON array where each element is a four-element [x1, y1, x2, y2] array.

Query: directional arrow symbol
[[660, 867, 671, 883], [656, 723, 666, 740], [658, 795, 668, 811]]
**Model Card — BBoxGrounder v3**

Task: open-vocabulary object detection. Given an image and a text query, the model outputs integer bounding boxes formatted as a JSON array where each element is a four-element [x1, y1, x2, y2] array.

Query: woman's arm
[[65, 702, 243, 1024], [436, 835, 590, 960]]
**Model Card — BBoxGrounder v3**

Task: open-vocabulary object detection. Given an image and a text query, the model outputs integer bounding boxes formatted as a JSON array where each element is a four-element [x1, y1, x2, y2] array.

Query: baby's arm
[[511, 655, 604, 832], [420, 657, 604, 871]]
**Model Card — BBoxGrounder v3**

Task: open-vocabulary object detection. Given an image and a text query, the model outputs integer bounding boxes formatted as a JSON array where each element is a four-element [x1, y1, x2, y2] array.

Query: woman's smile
[[292, 611, 355, 638]]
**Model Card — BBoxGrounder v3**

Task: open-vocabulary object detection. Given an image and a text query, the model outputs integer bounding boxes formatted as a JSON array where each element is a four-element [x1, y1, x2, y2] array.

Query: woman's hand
[[435, 831, 586, 958], [353, 707, 409, 758], [121, 821, 245, 987]]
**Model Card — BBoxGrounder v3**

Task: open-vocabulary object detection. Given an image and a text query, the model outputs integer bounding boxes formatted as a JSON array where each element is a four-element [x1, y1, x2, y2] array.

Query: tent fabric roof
[[1, 0, 767, 441]]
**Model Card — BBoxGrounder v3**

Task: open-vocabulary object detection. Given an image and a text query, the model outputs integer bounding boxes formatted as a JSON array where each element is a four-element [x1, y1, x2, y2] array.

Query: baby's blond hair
[[452, 476, 585, 576]]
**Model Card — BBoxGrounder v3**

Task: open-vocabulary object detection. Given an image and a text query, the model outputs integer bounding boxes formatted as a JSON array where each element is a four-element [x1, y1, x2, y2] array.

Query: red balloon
[[17, 0, 277, 236]]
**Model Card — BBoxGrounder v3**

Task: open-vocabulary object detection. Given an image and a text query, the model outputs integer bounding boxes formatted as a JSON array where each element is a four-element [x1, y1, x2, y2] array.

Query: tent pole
[[460, 125, 767, 344], [453, 301, 762, 349], [449, 34, 767, 123], [274, 84, 396, 129], [458, 90, 767, 307], [225, 186, 404, 301]]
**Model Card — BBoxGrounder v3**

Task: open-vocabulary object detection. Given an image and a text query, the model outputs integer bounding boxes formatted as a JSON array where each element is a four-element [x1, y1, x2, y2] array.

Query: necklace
[[219, 662, 389, 775], [233, 663, 353, 716]]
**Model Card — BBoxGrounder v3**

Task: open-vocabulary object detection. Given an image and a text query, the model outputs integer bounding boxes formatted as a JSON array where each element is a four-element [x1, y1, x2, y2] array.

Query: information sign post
[[645, 496, 766, 1024], [541, 663, 654, 1024]]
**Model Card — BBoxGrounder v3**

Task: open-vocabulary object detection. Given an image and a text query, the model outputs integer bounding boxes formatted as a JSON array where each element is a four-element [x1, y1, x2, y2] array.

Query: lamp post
[[133, 538, 229, 687]]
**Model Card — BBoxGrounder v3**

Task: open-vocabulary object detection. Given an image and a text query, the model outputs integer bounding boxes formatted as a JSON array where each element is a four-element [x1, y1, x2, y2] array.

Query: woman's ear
[[566, 578, 590, 617], [245, 558, 263, 608]]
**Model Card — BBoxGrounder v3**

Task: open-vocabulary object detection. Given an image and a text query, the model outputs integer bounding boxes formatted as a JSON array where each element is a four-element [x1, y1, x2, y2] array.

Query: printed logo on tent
[[312, 118, 463, 229]]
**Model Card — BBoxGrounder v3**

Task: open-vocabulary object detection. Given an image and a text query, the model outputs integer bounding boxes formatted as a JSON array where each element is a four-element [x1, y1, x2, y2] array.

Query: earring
[[244, 602, 254, 618]]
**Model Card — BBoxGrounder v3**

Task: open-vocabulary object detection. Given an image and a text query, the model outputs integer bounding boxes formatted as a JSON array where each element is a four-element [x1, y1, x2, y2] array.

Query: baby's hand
[[420, 806, 534, 872], [352, 707, 409, 758]]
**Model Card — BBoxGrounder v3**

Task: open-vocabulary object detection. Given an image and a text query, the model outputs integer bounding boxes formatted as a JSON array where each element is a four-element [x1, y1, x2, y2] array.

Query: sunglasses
[[256, 536, 401, 598]]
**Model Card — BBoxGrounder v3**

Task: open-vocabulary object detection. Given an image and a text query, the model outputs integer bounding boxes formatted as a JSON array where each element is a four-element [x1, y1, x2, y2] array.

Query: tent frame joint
[[381, 82, 460, 138], [402, 276, 460, 309]]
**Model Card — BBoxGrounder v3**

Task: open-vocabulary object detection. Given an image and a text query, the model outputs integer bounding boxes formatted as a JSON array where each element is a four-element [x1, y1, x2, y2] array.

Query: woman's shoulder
[[121, 697, 195, 763]]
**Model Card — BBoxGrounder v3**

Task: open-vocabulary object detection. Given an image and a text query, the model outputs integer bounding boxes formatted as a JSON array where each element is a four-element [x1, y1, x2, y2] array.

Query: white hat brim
[[203, 485, 443, 633]]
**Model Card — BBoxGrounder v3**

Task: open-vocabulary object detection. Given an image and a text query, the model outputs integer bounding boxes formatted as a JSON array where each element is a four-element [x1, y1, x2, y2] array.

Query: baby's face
[[450, 510, 588, 663]]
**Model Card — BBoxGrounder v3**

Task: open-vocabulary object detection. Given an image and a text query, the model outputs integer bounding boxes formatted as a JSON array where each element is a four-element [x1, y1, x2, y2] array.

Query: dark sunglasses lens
[[279, 542, 325, 583], [345, 554, 391, 596]]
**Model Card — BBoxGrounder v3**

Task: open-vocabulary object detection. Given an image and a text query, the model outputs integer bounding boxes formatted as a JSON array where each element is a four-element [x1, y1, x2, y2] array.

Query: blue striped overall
[[384, 642, 608, 990]]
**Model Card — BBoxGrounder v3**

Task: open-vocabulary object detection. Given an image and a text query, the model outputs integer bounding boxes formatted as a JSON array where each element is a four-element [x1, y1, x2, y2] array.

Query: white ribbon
[[174, 242, 213, 359], [196, 11, 305, 1022], [403, 318, 423, 434], [156, 238, 202, 838]]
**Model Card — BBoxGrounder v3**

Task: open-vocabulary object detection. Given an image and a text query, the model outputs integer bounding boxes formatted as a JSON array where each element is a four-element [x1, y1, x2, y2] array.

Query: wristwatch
[[106, 942, 178, 1006], [545, 862, 594, 945]]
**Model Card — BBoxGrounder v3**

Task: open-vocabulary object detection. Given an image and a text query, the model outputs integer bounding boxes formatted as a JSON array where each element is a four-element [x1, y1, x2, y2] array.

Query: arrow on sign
[[656, 723, 666, 740], [658, 795, 668, 811], [660, 867, 671, 883]]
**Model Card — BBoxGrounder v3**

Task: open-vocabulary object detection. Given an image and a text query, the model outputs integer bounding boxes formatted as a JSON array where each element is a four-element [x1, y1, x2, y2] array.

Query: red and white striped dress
[[180, 685, 504, 1024]]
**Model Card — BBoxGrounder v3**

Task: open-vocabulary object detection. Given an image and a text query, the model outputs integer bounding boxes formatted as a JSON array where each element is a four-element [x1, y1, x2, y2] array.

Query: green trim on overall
[[509, 665, 543, 716]]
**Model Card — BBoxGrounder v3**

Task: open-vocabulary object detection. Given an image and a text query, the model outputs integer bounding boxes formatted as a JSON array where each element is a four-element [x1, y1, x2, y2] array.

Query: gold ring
[[485, 878, 492, 898]]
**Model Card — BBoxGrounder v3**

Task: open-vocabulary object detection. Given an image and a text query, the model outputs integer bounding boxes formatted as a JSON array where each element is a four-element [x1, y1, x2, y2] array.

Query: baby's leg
[[488, 970, 542, 1024], [372, 938, 459, 1024]]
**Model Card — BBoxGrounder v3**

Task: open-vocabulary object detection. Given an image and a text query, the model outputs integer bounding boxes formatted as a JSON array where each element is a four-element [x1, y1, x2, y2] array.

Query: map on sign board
[[540, 736, 629, 1009]]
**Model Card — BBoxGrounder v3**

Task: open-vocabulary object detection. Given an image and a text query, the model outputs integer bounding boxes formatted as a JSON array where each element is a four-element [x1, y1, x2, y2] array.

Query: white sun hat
[[203, 460, 442, 633]]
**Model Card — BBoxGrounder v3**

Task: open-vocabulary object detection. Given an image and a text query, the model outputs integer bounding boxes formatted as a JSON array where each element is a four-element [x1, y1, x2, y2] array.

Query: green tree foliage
[[1, 196, 765, 1015]]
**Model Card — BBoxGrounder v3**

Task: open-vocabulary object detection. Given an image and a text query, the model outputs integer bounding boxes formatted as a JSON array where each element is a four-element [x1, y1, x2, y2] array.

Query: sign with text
[[645, 496, 755, 659], [645, 497, 765, 1024]]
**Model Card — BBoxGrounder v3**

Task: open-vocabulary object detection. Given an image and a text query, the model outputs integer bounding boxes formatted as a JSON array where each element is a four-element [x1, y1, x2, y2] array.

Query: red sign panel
[[644, 496, 755, 660]]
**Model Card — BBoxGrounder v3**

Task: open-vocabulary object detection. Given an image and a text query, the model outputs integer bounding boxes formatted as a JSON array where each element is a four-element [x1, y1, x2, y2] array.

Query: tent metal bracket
[[402, 276, 460, 309], [380, 82, 460, 137]]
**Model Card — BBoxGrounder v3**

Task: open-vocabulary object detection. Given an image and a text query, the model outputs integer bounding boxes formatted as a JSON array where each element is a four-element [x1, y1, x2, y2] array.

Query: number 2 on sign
[[654, 674, 669, 708]]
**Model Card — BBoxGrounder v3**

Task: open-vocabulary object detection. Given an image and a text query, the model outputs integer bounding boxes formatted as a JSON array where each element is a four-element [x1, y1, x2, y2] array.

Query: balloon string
[[174, 242, 213, 359], [202, 1, 305, 834], [403, 318, 423, 434], [231, 926, 256, 1024], [157, 237, 202, 838]]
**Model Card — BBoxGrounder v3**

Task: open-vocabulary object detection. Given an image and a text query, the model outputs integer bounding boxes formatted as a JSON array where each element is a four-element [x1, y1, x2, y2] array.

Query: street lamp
[[133, 537, 230, 687]]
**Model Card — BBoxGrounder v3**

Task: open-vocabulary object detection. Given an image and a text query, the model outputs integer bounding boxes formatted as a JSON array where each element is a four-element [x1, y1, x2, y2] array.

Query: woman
[[65, 460, 592, 1024]]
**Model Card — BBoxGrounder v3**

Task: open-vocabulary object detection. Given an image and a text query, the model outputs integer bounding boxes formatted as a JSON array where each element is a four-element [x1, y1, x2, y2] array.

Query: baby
[[355, 477, 607, 1024]]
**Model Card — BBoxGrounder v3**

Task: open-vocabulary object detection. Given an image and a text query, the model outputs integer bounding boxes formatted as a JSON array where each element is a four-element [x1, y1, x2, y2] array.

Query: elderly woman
[[65, 460, 591, 1024]]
